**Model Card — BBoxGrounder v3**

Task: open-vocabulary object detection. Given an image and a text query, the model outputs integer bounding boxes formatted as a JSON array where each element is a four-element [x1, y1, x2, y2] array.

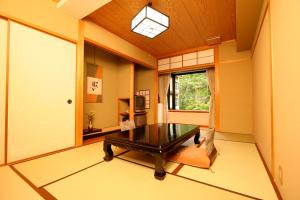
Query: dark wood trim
[[75, 20, 84, 147], [153, 68, 158, 123], [7, 146, 75, 166], [9, 165, 57, 200], [171, 74, 175, 109], [173, 173, 261, 200], [168, 110, 209, 113], [39, 151, 130, 188], [9, 139, 109, 165], [214, 45, 221, 131], [129, 63, 135, 121], [172, 163, 184, 175], [11, 148, 128, 191], [114, 150, 130, 157], [116, 156, 154, 169], [158, 63, 214, 75], [40, 161, 104, 188], [38, 188, 57, 200], [255, 144, 283, 200], [0, 12, 77, 44]]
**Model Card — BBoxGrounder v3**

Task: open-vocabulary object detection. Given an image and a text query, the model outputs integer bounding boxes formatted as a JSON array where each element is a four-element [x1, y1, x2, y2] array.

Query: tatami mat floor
[[13, 142, 126, 187], [0, 166, 44, 200], [0, 132, 278, 200]]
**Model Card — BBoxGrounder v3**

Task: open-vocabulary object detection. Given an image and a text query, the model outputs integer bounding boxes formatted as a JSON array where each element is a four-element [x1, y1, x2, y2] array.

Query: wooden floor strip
[[172, 163, 184, 175], [40, 150, 129, 188], [10, 165, 57, 200], [255, 144, 283, 200], [40, 161, 104, 188], [172, 173, 262, 200]]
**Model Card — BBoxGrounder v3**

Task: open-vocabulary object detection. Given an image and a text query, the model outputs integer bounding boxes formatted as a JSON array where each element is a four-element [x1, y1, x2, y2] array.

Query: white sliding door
[[0, 18, 8, 165], [7, 22, 76, 163]]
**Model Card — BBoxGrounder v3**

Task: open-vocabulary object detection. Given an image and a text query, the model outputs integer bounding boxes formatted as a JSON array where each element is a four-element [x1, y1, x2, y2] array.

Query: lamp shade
[[131, 5, 169, 38]]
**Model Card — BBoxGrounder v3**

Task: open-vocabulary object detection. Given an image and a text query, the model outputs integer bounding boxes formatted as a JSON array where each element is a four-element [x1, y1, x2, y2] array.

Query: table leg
[[194, 130, 200, 144], [154, 154, 166, 180], [103, 141, 113, 161]]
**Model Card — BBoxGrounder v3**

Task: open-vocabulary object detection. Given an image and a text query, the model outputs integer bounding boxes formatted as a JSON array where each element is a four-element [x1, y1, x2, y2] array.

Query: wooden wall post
[[75, 20, 84, 146], [214, 46, 221, 131]]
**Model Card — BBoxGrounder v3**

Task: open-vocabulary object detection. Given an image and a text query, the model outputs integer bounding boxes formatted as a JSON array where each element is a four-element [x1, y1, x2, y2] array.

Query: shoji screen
[[0, 18, 8, 165], [7, 22, 76, 163]]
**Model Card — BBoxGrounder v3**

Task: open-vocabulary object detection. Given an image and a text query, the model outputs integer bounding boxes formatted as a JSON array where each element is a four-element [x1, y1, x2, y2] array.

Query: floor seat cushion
[[167, 145, 212, 168], [167, 129, 217, 169]]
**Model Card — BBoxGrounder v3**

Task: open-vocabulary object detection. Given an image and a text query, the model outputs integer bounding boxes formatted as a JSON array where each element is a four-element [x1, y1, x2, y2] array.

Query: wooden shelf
[[134, 111, 147, 116], [118, 97, 132, 122], [83, 126, 121, 140], [119, 112, 129, 116], [118, 97, 130, 101]]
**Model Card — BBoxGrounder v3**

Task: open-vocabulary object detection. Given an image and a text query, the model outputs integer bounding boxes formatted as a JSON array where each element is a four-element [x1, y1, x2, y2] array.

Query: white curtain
[[206, 69, 215, 129], [158, 74, 171, 123]]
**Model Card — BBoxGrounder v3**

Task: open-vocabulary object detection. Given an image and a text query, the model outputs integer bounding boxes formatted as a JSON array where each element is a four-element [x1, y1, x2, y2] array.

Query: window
[[168, 71, 210, 111]]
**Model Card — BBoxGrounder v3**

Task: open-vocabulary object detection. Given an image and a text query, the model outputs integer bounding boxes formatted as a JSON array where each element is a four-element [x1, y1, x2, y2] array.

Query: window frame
[[168, 70, 209, 113]]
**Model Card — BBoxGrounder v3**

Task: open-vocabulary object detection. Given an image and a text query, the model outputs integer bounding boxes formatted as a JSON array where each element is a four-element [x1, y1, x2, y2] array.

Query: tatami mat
[[214, 132, 255, 143], [117, 150, 179, 173], [177, 140, 277, 200], [14, 142, 126, 187], [45, 158, 254, 200], [198, 129, 255, 143], [0, 166, 43, 200]]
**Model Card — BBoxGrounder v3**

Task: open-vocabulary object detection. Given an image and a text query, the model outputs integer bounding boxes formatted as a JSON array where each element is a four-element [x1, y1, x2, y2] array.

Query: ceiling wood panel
[[86, 0, 236, 57]]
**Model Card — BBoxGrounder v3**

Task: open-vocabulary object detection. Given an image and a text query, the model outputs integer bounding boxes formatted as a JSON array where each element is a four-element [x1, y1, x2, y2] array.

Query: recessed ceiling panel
[[86, 0, 236, 57]]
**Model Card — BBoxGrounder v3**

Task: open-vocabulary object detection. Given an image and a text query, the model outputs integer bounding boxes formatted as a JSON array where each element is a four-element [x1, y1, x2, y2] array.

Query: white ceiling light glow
[[131, 3, 169, 39]]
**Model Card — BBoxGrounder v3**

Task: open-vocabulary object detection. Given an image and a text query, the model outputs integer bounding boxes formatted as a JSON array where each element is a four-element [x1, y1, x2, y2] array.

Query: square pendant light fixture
[[131, 2, 169, 39]]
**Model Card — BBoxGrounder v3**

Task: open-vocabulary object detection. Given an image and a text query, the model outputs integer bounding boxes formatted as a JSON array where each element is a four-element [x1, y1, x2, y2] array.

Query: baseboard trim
[[7, 146, 75, 166], [255, 144, 283, 200]]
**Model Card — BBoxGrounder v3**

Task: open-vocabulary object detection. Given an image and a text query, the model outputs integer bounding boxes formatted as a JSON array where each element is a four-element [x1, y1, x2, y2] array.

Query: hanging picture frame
[[85, 63, 103, 103]]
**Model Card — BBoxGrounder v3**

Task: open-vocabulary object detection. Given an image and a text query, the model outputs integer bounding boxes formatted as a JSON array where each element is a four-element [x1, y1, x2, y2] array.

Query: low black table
[[103, 123, 200, 180]]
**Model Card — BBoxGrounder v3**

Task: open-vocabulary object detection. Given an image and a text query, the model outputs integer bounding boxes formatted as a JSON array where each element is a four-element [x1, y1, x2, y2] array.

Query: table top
[[105, 123, 199, 151]]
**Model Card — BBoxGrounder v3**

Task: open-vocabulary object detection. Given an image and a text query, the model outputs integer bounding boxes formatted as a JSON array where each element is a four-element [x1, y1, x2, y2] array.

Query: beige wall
[[270, 0, 300, 199], [252, 0, 300, 198], [219, 41, 253, 134], [168, 112, 209, 126], [84, 44, 119, 129], [0, 0, 78, 41], [134, 66, 155, 124], [117, 59, 131, 98], [84, 20, 156, 68], [252, 9, 272, 170]]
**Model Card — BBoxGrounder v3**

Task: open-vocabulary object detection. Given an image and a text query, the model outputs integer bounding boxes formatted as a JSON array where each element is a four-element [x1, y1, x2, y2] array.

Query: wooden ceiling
[[86, 0, 236, 57]]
